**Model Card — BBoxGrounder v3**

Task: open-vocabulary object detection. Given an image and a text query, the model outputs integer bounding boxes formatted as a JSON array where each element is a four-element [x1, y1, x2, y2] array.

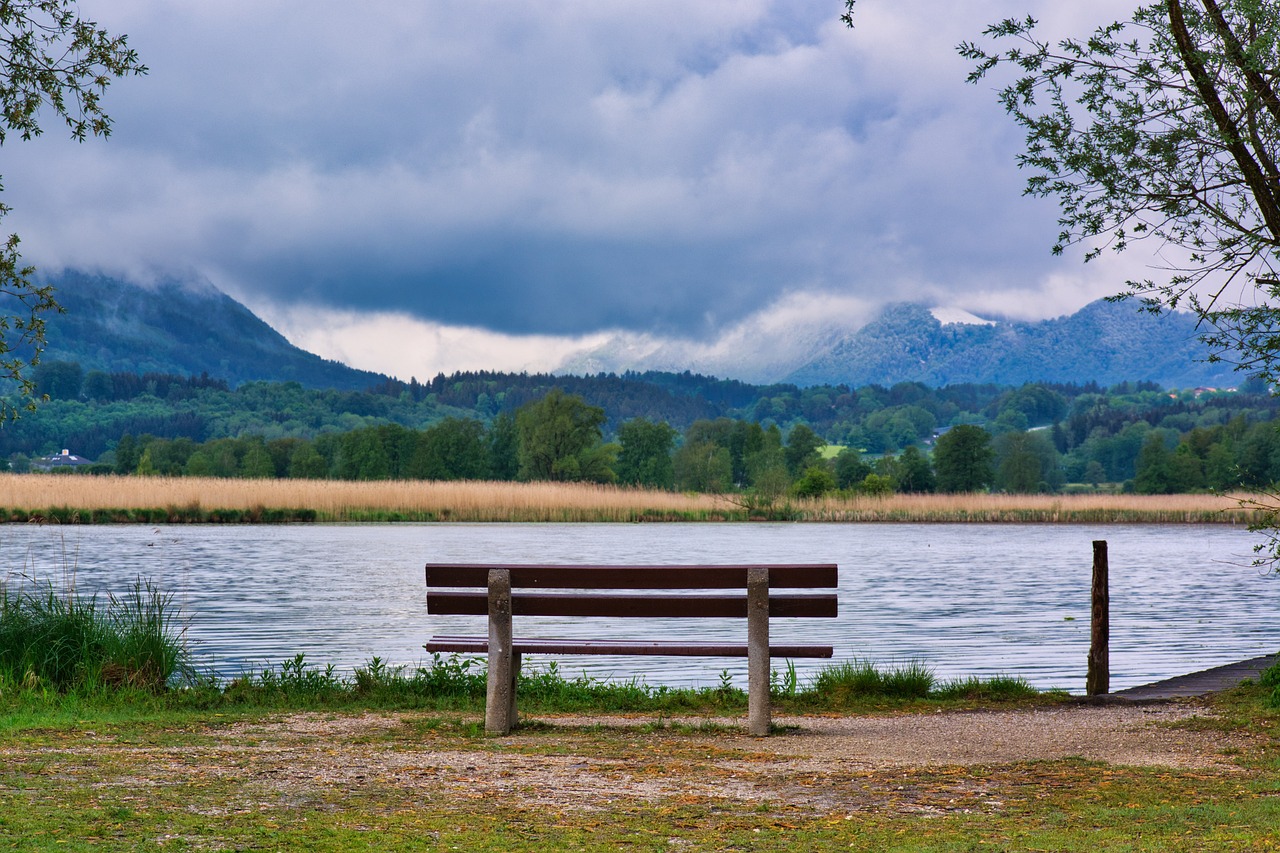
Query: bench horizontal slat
[[424, 563, 838, 589], [424, 635, 834, 658], [427, 591, 838, 619]]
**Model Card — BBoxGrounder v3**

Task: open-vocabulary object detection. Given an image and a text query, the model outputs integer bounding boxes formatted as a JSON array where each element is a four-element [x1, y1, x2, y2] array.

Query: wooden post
[[485, 568, 514, 734], [747, 567, 770, 736], [1086, 540, 1109, 696]]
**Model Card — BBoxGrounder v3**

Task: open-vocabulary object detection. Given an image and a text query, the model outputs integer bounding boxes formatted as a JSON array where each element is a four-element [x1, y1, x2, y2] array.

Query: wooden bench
[[423, 563, 839, 735]]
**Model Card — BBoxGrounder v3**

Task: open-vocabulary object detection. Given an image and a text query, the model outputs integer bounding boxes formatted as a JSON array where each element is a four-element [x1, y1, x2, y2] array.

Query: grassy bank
[[0, 473, 1263, 523], [1, 671, 1277, 851]]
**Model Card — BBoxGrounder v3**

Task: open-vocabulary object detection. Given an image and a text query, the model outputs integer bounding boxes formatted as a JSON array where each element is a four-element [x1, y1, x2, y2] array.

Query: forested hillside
[[6, 361, 1280, 499], [35, 271, 385, 390]]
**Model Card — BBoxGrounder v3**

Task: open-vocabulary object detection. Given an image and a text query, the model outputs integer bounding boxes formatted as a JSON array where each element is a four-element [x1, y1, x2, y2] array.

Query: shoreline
[[0, 473, 1266, 524]]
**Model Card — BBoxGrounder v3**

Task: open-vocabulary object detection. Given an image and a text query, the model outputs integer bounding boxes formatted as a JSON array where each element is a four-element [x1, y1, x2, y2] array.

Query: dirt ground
[[139, 700, 1245, 815]]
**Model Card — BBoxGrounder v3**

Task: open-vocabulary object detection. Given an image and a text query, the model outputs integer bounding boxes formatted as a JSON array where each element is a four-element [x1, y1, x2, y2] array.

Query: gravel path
[[539, 703, 1245, 770]]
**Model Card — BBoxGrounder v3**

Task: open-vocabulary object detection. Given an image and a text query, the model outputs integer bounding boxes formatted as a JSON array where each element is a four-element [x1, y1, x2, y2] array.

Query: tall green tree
[[933, 425, 995, 493], [673, 439, 733, 493], [997, 430, 1065, 493], [893, 445, 936, 493], [1167, 442, 1208, 491], [615, 417, 677, 488], [515, 389, 613, 482], [995, 432, 1048, 493], [488, 412, 520, 481], [288, 442, 329, 479], [239, 439, 275, 479], [1135, 433, 1175, 494], [337, 428, 391, 480], [784, 424, 824, 476], [1, 3, 145, 418], [833, 447, 872, 490], [112, 433, 139, 475], [410, 418, 490, 480]]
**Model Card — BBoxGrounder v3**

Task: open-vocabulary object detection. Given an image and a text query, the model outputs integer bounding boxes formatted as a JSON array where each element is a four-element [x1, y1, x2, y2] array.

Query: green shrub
[[411, 654, 487, 700], [0, 577, 192, 693]]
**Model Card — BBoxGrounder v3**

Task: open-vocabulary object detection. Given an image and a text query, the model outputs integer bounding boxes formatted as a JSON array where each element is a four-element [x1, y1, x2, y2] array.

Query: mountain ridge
[[36, 271, 386, 390], [784, 299, 1236, 389]]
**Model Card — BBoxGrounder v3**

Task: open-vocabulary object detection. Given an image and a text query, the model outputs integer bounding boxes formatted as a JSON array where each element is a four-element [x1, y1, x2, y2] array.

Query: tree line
[[15, 379, 1280, 498]]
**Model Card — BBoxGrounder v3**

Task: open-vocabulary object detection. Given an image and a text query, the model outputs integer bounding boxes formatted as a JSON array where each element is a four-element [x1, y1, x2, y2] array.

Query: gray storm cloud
[[5, 0, 1131, 360]]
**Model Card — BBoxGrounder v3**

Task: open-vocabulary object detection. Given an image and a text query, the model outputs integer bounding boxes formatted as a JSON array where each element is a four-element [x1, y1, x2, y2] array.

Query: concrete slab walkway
[[1109, 653, 1278, 701]]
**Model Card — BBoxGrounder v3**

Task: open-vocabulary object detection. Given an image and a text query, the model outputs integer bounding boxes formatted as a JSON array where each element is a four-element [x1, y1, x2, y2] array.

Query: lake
[[4, 522, 1277, 693]]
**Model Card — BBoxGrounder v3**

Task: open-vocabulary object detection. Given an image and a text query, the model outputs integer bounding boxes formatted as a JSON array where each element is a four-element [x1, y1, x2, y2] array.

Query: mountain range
[[31, 271, 1242, 391], [783, 300, 1238, 388]]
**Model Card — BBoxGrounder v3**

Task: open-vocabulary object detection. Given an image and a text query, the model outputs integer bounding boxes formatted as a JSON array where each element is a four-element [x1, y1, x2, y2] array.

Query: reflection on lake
[[3, 522, 1276, 692]]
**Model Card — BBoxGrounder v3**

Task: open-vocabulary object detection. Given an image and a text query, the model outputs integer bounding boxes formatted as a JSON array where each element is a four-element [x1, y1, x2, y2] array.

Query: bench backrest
[[425, 563, 839, 619]]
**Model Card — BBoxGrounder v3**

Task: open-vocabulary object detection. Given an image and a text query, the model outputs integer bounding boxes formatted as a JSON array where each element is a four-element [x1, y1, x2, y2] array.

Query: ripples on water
[[3, 522, 1276, 692]]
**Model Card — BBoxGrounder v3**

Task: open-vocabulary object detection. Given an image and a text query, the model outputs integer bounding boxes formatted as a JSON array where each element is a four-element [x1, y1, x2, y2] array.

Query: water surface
[[4, 522, 1276, 692]]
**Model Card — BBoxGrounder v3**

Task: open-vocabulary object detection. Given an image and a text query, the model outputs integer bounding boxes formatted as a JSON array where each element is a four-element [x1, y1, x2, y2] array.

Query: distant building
[[32, 449, 95, 471]]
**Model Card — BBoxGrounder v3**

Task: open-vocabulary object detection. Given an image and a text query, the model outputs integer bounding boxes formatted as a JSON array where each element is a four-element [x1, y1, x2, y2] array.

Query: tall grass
[[0, 473, 1261, 523], [0, 576, 192, 693], [805, 658, 939, 701], [799, 658, 1039, 705]]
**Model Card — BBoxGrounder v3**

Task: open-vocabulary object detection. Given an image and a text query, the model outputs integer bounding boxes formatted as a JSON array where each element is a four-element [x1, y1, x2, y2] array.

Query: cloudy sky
[[5, 0, 1151, 379]]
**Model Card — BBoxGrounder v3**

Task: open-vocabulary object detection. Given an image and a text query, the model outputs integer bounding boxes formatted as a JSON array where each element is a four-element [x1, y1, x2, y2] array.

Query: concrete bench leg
[[485, 569, 514, 735], [747, 566, 770, 736]]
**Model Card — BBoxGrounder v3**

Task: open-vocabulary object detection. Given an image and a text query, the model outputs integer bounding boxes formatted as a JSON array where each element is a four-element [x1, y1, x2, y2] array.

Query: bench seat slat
[[425, 563, 838, 589], [424, 635, 834, 658], [427, 591, 838, 619]]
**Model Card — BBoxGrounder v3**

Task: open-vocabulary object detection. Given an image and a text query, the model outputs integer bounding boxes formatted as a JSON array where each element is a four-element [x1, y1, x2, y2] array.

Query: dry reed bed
[[0, 474, 1264, 523], [0, 474, 726, 522], [796, 491, 1260, 523]]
